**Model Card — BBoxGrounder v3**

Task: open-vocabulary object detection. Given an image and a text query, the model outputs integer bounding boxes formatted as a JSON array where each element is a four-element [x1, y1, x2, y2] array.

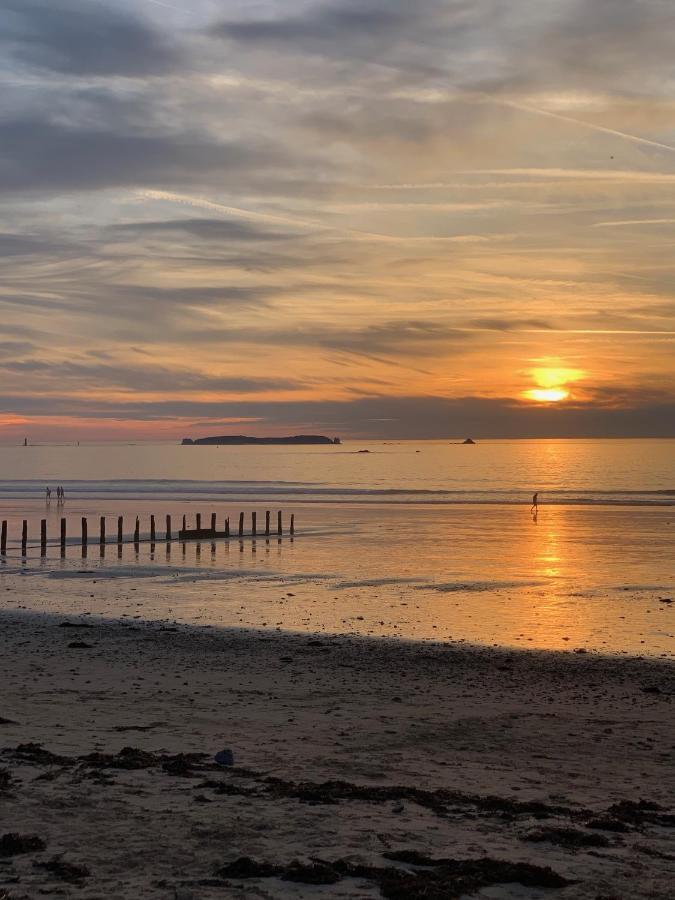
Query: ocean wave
[[0, 479, 672, 505]]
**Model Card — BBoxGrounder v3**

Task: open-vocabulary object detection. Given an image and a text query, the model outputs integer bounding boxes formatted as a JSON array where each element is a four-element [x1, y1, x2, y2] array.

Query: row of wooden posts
[[0, 511, 295, 555]]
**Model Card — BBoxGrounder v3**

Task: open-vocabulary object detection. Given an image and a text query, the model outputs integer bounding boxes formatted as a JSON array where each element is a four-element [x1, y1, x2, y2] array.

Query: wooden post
[[238, 512, 244, 537], [134, 517, 140, 543], [290, 514, 295, 535], [41, 519, 47, 553], [60, 518, 66, 554], [277, 511, 282, 535], [182, 515, 186, 532], [166, 515, 172, 541], [211, 512, 216, 532], [117, 516, 123, 543], [252, 511, 257, 536], [81, 517, 88, 546], [265, 510, 270, 536], [225, 516, 230, 538], [21, 520, 27, 555], [100, 516, 106, 545], [1, 520, 6, 555], [150, 515, 156, 542], [196, 513, 201, 530]]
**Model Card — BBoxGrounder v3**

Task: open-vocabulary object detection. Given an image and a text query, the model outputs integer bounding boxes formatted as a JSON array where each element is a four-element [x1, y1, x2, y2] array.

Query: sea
[[0, 439, 673, 658]]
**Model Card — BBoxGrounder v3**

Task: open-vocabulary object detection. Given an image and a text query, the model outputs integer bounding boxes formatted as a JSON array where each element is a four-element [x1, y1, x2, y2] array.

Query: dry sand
[[1, 608, 674, 899]]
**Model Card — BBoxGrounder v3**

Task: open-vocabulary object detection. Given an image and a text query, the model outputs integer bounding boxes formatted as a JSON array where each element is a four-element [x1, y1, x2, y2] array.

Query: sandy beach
[[1, 606, 674, 899]]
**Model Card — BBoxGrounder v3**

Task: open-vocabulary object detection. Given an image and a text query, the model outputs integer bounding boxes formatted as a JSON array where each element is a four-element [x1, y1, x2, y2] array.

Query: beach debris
[[0, 769, 11, 792], [641, 685, 662, 694], [163, 753, 201, 777], [67, 640, 93, 649], [606, 799, 675, 827], [58, 621, 94, 628], [217, 852, 570, 897], [583, 817, 631, 833], [113, 722, 166, 732], [219, 857, 279, 879], [0, 833, 46, 856], [199, 772, 573, 820], [522, 826, 611, 848], [79, 746, 208, 772], [658, 597, 672, 604], [0, 716, 18, 725], [8, 743, 71, 766], [36, 856, 90, 882], [214, 749, 235, 767]]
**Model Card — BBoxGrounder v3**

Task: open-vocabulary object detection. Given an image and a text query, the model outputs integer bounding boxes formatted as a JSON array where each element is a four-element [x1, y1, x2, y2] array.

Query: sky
[[1, 0, 674, 441]]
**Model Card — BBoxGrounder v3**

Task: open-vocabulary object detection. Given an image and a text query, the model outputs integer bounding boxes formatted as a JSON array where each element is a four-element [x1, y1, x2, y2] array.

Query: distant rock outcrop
[[463, 438, 476, 444], [182, 435, 340, 446]]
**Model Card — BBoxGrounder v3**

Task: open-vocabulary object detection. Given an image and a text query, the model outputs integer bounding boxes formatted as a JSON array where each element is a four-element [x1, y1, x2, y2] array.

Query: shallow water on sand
[[1, 501, 673, 658]]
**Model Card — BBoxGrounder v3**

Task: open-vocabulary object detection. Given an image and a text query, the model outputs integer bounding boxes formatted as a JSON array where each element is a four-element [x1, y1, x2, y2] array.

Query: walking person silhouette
[[531, 491, 539, 513]]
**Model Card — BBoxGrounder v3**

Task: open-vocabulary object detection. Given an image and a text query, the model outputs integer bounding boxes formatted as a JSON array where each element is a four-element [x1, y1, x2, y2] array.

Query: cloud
[[211, 2, 420, 52], [1, 391, 673, 438], [110, 218, 291, 242], [0, 340, 34, 357], [1, 0, 181, 76], [0, 117, 277, 195], [181, 320, 473, 358], [0, 359, 301, 395], [469, 317, 555, 331]]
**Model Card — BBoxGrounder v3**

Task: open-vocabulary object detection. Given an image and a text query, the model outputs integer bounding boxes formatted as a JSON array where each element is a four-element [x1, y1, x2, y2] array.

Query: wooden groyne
[[0, 511, 295, 557]]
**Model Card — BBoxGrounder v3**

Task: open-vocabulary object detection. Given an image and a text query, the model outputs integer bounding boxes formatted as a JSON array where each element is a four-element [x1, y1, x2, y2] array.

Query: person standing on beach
[[46, 487, 51, 502], [531, 492, 538, 512]]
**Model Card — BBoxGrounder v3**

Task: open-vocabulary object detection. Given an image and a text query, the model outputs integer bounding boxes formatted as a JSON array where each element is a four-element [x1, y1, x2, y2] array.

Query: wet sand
[[1, 608, 674, 899]]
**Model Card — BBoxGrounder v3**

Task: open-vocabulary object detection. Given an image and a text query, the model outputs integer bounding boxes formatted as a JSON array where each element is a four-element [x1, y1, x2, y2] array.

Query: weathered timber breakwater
[[0, 510, 295, 556]]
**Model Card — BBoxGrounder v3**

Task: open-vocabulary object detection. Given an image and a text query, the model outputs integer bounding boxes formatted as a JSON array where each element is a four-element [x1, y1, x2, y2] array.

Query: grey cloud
[[0, 359, 300, 395], [212, 3, 418, 47], [182, 320, 472, 357], [110, 285, 275, 317], [469, 317, 555, 331], [0, 232, 74, 257], [1, 0, 180, 76], [110, 218, 291, 242], [315, 321, 471, 355], [0, 117, 278, 195], [1, 392, 673, 438], [0, 340, 34, 357]]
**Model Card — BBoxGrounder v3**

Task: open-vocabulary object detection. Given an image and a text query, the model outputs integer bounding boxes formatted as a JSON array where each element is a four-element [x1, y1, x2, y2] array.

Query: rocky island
[[182, 434, 341, 445]]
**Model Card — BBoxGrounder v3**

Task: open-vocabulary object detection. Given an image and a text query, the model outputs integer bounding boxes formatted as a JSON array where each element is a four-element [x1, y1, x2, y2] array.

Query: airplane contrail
[[137, 190, 319, 230], [492, 96, 675, 156]]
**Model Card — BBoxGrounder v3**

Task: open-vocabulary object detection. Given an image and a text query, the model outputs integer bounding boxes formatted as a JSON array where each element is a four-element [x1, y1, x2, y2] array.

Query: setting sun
[[522, 364, 584, 403], [525, 387, 570, 403]]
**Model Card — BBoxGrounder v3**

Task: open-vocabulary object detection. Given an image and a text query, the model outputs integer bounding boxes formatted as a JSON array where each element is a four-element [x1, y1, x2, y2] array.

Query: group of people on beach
[[45, 486, 66, 503]]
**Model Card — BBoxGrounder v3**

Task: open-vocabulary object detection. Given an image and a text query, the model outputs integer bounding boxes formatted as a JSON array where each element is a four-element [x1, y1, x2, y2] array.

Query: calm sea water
[[0, 438, 673, 504], [0, 440, 673, 657]]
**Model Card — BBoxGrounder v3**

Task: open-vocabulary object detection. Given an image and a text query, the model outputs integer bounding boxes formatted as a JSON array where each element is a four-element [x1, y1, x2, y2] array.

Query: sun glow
[[525, 387, 570, 402], [522, 364, 585, 403]]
